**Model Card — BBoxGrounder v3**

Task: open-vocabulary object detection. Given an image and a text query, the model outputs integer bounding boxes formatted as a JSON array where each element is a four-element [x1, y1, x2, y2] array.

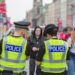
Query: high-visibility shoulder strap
[[16, 39, 26, 62]]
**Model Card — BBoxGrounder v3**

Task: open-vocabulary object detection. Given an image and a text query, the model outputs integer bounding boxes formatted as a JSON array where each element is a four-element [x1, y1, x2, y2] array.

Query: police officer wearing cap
[[0, 20, 30, 75], [35, 24, 70, 75]]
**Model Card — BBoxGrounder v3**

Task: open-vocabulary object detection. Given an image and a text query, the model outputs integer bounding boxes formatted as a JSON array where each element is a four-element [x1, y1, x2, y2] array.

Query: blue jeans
[[68, 55, 75, 75]]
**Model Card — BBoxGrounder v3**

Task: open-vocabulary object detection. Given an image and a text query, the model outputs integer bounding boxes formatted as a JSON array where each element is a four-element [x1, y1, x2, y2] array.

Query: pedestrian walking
[[35, 24, 69, 75], [0, 20, 30, 75], [26, 26, 45, 75]]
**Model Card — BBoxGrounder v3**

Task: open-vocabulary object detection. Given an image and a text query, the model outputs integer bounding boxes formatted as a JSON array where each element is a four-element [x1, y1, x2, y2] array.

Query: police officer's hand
[[32, 47, 39, 52]]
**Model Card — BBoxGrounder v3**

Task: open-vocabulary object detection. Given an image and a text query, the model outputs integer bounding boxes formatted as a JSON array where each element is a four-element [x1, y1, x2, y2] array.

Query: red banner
[[0, 2, 6, 14]]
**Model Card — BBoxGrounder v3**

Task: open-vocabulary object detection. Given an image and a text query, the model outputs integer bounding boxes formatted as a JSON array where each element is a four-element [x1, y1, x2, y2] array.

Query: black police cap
[[14, 20, 30, 29], [44, 24, 58, 36]]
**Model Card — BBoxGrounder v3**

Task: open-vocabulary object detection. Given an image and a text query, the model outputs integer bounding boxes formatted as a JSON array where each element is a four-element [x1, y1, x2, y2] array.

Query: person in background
[[26, 26, 45, 75], [0, 20, 30, 75], [59, 32, 64, 40], [68, 27, 75, 75], [67, 27, 73, 47], [59, 27, 73, 41], [35, 24, 69, 75], [62, 27, 72, 41]]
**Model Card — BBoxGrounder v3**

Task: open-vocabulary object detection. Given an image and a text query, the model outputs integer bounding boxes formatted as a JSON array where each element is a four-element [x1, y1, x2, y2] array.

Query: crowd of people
[[0, 20, 75, 75]]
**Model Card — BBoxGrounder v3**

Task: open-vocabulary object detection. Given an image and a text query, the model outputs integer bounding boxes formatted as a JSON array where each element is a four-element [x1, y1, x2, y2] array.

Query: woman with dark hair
[[26, 26, 45, 75]]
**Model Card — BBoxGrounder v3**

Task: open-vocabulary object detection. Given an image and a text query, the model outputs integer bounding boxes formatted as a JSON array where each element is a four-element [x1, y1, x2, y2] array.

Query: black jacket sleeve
[[36, 42, 45, 61], [25, 40, 30, 56], [66, 47, 70, 60], [0, 39, 3, 55]]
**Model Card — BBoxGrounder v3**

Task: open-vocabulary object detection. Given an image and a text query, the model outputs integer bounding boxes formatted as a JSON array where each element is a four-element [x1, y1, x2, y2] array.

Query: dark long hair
[[32, 26, 42, 38]]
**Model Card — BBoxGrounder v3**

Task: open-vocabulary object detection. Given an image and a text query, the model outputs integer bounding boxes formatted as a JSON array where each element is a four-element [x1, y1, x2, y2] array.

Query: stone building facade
[[26, 0, 75, 27]]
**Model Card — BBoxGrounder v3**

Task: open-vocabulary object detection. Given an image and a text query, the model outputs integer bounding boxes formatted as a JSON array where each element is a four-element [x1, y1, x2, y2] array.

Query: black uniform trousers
[[40, 70, 67, 75], [0, 70, 26, 75]]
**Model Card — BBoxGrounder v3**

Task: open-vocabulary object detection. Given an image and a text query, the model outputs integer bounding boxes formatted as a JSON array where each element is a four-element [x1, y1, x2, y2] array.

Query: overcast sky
[[6, 0, 52, 23]]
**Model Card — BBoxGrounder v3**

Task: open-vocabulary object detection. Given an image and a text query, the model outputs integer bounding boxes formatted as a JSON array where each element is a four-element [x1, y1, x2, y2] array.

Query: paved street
[[25, 60, 29, 75], [25, 60, 36, 75]]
